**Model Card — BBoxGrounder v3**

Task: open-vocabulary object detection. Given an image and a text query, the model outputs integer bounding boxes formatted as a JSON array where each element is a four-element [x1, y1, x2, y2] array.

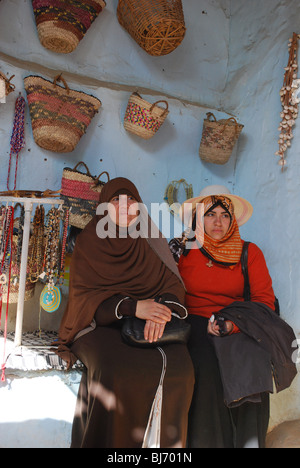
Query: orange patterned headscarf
[[199, 196, 243, 266]]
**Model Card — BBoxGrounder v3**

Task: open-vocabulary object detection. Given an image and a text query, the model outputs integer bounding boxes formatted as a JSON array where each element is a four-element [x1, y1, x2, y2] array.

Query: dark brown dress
[[57, 178, 195, 448], [71, 322, 194, 448]]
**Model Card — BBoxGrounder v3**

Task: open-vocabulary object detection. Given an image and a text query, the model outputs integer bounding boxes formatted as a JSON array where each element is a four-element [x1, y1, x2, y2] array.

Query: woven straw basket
[[199, 113, 244, 165], [32, 0, 106, 54], [61, 162, 109, 229], [124, 92, 169, 139], [24, 74, 101, 153], [117, 0, 186, 56]]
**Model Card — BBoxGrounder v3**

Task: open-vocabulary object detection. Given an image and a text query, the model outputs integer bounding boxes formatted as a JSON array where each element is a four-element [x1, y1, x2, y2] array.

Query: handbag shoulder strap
[[241, 241, 281, 315], [241, 241, 251, 301]]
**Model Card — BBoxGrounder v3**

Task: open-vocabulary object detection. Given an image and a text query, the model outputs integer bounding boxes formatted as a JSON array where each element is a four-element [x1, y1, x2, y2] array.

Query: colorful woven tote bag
[[124, 92, 169, 139], [32, 0, 106, 54], [24, 74, 101, 153]]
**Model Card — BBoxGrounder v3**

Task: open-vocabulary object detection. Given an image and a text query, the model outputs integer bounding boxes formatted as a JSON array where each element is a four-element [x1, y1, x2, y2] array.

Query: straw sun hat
[[181, 185, 253, 227]]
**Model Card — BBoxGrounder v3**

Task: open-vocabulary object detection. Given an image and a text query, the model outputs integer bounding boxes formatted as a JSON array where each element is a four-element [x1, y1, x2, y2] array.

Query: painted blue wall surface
[[0, 0, 299, 425]]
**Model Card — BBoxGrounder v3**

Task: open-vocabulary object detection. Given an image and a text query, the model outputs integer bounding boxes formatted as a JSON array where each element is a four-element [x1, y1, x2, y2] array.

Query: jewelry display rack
[[0, 196, 64, 347]]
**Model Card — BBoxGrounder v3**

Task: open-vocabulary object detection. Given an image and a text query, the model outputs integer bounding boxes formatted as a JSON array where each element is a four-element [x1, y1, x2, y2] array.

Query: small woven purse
[[124, 92, 169, 140], [24, 74, 101, 153], [199, 112, 244, 165]]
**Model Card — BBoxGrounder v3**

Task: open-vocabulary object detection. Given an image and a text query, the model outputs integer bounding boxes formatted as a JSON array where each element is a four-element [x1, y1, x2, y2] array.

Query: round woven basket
[[199, 113, 244, 165], [32, 0, 106, 54], [24, 74, 101, 153], [124, 92, 169, 139], [117, 0, 186, 56]]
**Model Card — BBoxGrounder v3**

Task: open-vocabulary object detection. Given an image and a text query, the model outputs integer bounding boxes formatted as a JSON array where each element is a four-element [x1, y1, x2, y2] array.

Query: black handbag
[[121, 310, 191, 348]]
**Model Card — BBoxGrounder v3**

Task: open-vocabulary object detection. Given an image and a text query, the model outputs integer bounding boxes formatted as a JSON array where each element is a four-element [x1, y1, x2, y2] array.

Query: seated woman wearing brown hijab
[[56, 177, 194, 449]]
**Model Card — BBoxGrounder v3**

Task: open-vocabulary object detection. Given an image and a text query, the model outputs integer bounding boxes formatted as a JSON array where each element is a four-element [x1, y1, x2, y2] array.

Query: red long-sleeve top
[[178, 242, 275, 325]]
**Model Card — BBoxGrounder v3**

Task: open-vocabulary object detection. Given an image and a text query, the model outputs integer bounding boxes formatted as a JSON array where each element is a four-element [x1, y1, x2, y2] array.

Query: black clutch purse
[[121, 314, 191, 348]]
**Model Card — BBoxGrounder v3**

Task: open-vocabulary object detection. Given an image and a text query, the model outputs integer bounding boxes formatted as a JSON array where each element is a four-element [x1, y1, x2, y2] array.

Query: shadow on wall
[[0, 419, 72, 448]]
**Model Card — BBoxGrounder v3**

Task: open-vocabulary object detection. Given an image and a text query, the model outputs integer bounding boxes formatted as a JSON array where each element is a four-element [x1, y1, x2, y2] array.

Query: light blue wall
[[0, 0, 233, 205], [224, 0, 300, 335]]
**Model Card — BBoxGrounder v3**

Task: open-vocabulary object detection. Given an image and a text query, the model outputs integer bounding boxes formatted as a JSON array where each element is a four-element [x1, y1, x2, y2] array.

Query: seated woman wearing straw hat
[[170, 185, 296, 448]]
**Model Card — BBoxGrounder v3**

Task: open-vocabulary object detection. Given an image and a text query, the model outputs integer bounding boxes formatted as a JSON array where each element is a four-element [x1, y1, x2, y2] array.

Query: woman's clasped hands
[[136, 299, 172, 343]]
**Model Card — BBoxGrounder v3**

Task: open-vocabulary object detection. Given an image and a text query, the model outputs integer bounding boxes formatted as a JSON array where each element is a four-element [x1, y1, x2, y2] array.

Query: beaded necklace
[[16, 205, 25, 265], [28, 205, 45, 283], [43, 207, 60, 282], [0, 206, 14, 276], [0, 206, 14, 382], [40, 207, 69, 314], [57, 208, 69, 285], [7, 95, 26, 191]]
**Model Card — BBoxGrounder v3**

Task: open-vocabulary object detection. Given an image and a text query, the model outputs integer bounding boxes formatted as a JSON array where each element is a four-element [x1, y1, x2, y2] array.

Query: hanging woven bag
[[31, 0, 106, 54], [199, 112, 244, 165], [60, 161, 110, 229], [124, 92, 169, 140], [117, 0, 186, 56], [24, 74, 101, 153]]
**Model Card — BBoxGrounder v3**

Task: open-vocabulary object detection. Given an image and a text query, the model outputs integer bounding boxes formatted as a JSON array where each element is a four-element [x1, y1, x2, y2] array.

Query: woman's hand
[[144, 320, 166, 343], [136, 299, 172, 324], [136, 299, 172, 343], [207, 317, 234, 337]]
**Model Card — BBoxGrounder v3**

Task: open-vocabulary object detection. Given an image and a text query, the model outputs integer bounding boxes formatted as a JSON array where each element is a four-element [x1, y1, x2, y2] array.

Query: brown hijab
[[57, 177, 185, 362]]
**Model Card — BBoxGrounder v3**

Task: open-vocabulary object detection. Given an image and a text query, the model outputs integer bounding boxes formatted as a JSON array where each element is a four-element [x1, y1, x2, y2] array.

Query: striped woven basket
[[199, 113, 244, 165], [117, 0, 186, 56], [124, 92, 169, 140], [24, 74, 101, 153], [32, 0, 106, 54], [61, 161, 109, 229]]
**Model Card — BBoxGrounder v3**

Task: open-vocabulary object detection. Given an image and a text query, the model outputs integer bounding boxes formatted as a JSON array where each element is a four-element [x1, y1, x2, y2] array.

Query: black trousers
[[187, 315, 270, 448]]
